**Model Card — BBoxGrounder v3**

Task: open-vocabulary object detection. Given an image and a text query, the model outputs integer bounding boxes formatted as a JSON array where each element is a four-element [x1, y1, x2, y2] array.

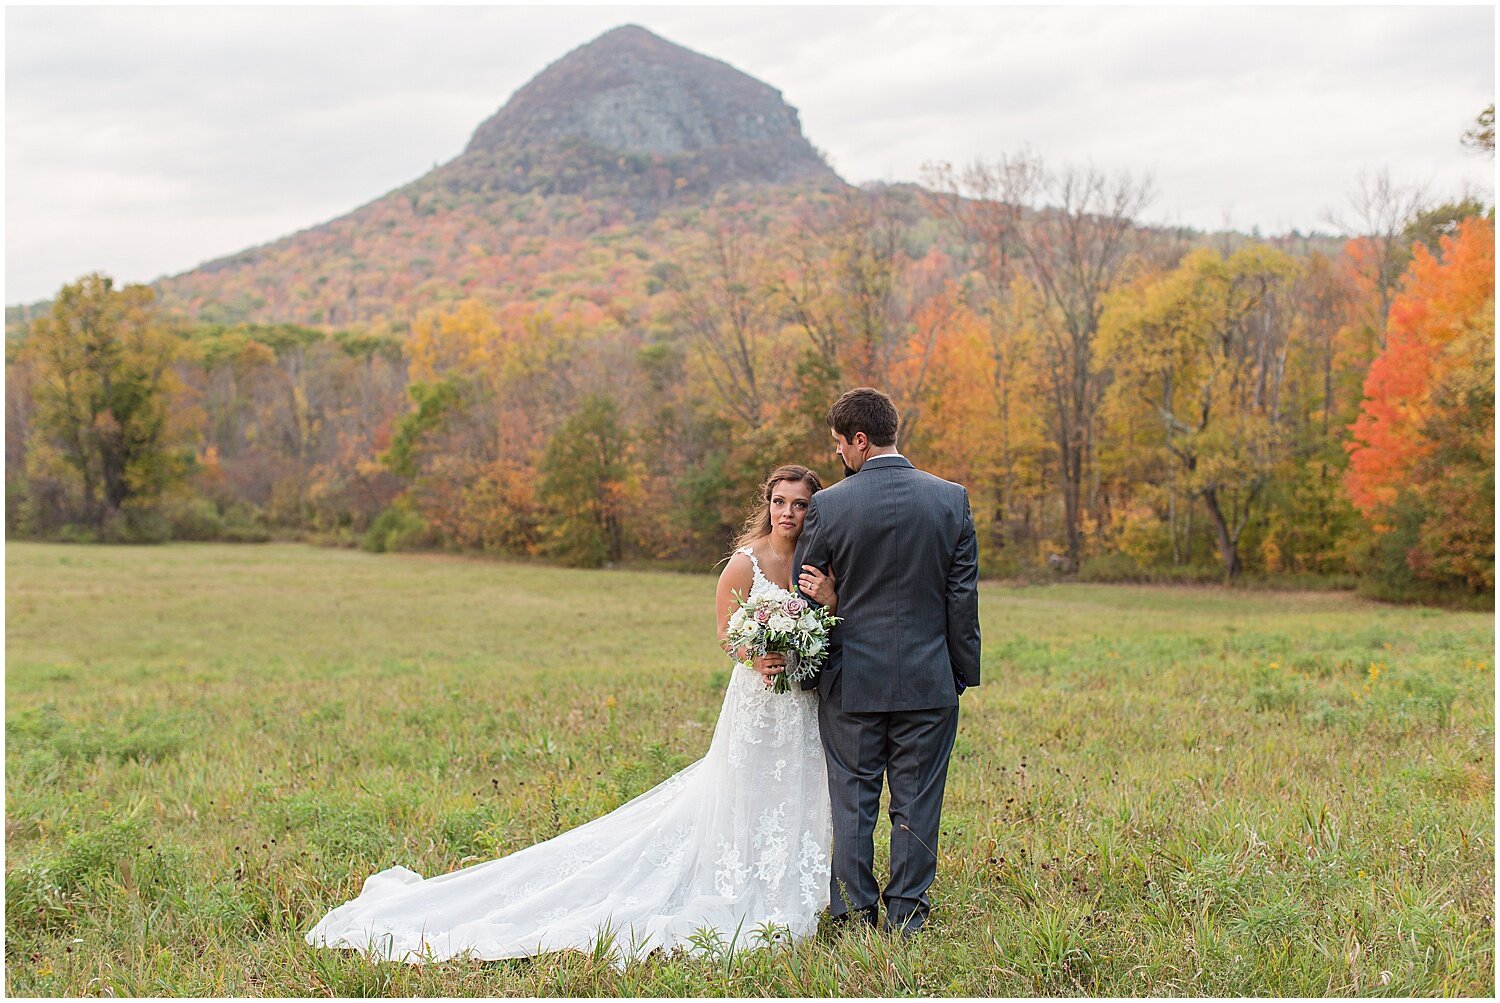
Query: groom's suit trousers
[[818, 671, 960, 931]]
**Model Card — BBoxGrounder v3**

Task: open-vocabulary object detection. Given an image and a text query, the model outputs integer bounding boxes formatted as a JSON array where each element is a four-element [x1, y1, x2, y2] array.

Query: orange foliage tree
[[1344, 216, 1495, 591]]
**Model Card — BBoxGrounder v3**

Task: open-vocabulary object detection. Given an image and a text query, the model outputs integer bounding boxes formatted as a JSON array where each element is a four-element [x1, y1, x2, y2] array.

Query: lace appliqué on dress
[[798, 830, 830, 910], [753, 804, 791, 888], [714, 838, 751, 897]]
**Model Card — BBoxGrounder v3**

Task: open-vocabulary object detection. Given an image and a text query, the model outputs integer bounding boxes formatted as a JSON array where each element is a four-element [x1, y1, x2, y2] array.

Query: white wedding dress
[[305, 548, 832, 967]]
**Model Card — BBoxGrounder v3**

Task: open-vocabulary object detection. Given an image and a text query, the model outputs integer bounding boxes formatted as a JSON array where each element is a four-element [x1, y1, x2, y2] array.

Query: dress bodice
[[736, 545, 795, 600]]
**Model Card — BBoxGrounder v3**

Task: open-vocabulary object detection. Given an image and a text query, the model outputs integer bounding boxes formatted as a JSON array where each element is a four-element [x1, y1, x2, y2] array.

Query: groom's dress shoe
[[827, 907, 878, 932], [880, 913, 925, 938]]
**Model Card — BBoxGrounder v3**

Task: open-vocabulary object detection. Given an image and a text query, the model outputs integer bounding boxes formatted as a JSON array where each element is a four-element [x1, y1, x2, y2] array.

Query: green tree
[[380, 378, 465, 479], [21, 274, 184, 529], [1406, 318, 1494, 592], [1403, 198, 1490, 257], [1462, 103, 1495, 156], [538, 394, 637, 567]]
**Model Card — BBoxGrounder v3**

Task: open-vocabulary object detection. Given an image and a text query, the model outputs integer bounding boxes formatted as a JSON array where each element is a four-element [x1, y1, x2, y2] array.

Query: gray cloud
[[6, 4, 1493, 304]]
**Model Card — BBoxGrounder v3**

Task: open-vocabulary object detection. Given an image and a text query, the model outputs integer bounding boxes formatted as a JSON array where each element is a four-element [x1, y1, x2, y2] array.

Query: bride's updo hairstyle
[[733, 464, 824, 550]]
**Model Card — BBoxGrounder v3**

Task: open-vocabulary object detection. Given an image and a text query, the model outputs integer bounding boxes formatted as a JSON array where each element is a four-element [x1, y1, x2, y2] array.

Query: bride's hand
[[753, 653, 786, 685], [798, 564, 836, 607]]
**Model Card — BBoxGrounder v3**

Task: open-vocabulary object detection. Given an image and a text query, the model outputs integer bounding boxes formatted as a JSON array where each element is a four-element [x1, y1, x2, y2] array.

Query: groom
[[782, 387, 981, 936]]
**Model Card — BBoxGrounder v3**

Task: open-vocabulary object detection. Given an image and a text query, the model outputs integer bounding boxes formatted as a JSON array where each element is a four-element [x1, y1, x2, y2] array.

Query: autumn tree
[[382, 300, 548, 554], [1255, 250, 1366, 574], [778, 188, 900, 381], [1405, 317, 1493, 591], [1016, 163, 1154, 565], [625, 339, 738, 562], [1324, 168, 1427, 348], [170, 322, 408, 537], [6, 337, 39, 533], [406, 298, 500, 385], [663, 221, 780, 429], [922, 155, 1046, 555], [907, 294, 1052, 569], [309, 330, 411, 532], [1105, 246, 1302, 578], [776, 186, 956, 442], [1344, 216, 1494, 594], [20, 274, 186, 530]]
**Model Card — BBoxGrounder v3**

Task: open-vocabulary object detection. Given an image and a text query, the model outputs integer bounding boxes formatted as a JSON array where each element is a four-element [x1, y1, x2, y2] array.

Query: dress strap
[[736, 546, 766, 581]]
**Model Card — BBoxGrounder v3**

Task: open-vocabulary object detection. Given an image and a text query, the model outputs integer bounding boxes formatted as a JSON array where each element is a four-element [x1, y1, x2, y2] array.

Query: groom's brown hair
[[827, 388, 899, 446]]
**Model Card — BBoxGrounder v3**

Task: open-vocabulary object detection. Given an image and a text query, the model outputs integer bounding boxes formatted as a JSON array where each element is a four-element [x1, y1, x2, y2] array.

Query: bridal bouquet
[[723, 591, 840, 694]]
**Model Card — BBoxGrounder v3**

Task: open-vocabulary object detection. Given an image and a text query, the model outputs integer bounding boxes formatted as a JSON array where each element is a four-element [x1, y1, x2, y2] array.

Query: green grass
[[5, 542, 1493, 996]]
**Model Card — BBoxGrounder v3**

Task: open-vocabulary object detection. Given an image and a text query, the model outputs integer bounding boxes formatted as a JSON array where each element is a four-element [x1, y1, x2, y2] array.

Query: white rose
[[729, 609, 746, 632], [768, 614, 796, 634], [798, 612, 819, 632]]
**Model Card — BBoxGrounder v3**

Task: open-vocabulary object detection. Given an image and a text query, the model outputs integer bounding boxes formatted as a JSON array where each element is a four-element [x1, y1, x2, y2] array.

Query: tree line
[[7, 134, 1493, 603]]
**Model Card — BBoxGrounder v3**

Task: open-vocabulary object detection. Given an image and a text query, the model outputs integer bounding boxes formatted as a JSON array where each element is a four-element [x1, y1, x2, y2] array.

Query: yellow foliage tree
[[20, 274, 185, 529], [406, 298, 500, 385], [1104, 246, 1303, 578]]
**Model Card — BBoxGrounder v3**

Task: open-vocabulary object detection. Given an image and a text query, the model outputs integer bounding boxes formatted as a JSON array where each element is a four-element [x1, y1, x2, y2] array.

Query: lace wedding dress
[[305, 547, 832, 967]]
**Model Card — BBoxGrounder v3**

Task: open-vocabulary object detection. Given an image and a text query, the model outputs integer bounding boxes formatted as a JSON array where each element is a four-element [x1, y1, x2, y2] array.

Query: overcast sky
[[6, 3, 1494, 306]]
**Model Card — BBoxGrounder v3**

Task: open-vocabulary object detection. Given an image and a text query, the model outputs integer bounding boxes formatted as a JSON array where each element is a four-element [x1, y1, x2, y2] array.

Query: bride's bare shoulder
[[717, 547, 755, 589]]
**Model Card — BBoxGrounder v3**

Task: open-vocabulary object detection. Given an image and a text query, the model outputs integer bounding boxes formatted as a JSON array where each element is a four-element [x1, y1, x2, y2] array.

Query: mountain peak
[[588, 23, 665, 45], [141, 26, 847, 326], [459, 24, 838, 190]]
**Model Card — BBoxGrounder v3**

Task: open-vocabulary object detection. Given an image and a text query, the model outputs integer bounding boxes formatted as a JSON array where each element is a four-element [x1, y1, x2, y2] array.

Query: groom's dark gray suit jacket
[[794, 454, 981, 713]]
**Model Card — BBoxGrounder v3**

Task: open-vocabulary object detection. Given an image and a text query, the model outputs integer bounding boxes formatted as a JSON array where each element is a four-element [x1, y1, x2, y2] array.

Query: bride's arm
[[716, 553, 786, 682], [715, 552, 756, 663], [798, 565, 837, 614]]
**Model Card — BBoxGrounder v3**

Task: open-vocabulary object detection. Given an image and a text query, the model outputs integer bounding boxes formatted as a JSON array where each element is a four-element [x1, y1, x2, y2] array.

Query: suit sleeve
[[945, 488, 982, 693], [793, 495, 832, 692], [793, 494, 831, 608]]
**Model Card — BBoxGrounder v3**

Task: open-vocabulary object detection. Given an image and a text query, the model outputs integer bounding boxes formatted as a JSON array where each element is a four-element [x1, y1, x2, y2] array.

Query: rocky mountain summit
[[469, 25, 834, 179], [419, 24, 842, 206]]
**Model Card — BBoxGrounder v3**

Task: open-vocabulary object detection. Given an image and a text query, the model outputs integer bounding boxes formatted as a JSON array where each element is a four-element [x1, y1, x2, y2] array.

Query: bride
[[305, 464, 837, 967]]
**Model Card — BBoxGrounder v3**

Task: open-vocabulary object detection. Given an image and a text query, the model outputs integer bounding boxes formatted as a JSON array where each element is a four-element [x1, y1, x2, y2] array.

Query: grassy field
[[4, 541, 1493, 996]]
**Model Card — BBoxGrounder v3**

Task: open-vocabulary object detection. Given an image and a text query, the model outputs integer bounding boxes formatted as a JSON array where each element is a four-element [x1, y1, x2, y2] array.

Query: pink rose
[[755, 606, 772, 624], [785, 597, 808, 616]]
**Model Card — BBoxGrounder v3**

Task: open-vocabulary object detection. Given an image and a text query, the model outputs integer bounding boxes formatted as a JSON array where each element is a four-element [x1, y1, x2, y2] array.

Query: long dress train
[[304, 548, 832, 966]]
